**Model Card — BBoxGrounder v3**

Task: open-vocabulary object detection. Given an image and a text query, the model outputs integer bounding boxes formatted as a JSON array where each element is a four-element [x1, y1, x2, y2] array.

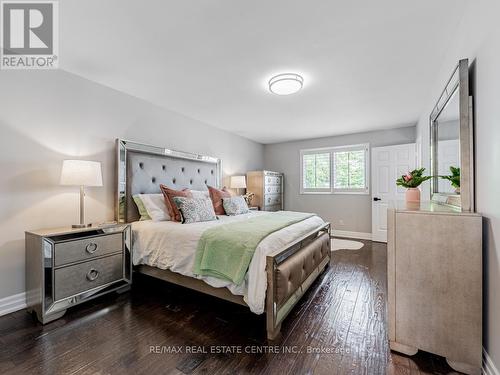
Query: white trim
[[332, 230, 372, 240], [484, 348, 500, 375], [0, 292, 27, 316]]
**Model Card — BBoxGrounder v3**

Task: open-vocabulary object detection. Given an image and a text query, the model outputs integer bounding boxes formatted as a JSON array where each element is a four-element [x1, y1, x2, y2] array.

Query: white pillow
[[134, 193, 170, 221]]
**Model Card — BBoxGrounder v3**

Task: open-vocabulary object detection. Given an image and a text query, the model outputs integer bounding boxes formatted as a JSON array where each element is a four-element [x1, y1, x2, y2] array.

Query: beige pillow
[[134, 194, 170, 221]]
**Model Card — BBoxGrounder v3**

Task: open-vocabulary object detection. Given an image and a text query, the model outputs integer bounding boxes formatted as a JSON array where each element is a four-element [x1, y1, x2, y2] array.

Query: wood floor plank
[[0, 240, 460, 375]]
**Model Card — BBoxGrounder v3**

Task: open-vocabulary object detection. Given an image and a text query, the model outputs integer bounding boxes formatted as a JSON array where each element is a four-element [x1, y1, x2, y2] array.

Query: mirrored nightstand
[[25, 224, 131, 324]]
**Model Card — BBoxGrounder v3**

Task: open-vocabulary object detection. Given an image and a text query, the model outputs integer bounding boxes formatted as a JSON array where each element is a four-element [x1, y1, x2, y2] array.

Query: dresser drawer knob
[[85, 243, 98, 254], [86, 268, 100, 281]]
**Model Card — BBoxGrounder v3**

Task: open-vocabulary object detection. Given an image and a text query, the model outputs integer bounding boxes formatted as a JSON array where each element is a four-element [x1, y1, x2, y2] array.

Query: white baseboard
[[332, 230, 372, 240], [484, 348, 500, 375], [0, 292, 27, 317]]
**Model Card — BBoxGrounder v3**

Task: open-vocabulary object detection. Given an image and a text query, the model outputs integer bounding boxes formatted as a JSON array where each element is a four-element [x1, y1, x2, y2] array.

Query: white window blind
[[333, 148, 367, 192], [300, 144, 369, 194], [301, 152, 331, 192]]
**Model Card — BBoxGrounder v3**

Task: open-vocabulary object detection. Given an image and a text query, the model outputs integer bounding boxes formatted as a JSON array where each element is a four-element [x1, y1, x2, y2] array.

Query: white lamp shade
[[60, 160, 103, 187], [230, 175, 247, 189]]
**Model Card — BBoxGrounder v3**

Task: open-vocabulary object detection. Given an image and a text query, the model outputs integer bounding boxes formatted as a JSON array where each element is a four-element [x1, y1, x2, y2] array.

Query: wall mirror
[[430, 59, 474, 211]]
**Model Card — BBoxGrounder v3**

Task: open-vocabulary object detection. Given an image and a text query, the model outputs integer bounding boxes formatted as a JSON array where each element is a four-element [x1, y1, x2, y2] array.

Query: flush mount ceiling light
[[268, 73, 304, 95]]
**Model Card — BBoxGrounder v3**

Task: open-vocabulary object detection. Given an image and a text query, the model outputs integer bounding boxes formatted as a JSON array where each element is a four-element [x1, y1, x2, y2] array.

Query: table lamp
[[230, 175, 246, 196], [60, 160, 103, 228]]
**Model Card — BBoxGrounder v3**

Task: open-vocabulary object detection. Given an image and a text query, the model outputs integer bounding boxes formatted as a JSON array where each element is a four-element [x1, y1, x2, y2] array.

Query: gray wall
[[414, 0, 500, 366], [264, 126, 415, 234], [0, 70, 264, 300]]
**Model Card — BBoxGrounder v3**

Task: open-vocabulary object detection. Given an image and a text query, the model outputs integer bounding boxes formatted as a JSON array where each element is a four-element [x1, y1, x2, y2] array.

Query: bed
[[116, 139, 331, 339]]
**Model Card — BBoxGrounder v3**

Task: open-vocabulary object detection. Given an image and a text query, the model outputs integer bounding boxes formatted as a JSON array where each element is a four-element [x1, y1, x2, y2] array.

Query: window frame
[[299, 143, 370, 195]]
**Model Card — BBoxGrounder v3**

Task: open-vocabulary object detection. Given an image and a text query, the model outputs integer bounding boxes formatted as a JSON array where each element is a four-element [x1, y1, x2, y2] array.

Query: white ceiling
[[61, 1, 466, 144]]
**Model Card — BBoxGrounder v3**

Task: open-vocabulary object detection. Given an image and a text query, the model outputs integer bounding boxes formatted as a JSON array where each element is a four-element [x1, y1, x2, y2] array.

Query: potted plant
[[396, 168, 432, 203], [440, 166, 460, 194]]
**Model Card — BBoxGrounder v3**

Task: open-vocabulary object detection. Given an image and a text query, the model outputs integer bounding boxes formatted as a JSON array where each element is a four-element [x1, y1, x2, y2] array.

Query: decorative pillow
[[132, 195, 152, 221], [222, 196, 250, 216], [207, 186, 231, 215], [173, 197, 217, 224], [159, 185, 192, 222], [133, 194, 170, 221]]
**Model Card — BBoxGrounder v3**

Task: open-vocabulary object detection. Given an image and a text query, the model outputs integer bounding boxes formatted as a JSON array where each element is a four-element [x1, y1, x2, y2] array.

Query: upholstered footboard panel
[[266, 226, 330, 339], [274, 232, 330, 308]]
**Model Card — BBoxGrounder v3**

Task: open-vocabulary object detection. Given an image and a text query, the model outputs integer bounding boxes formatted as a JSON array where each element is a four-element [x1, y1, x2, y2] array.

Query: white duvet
[[131, 211, 325, 314]]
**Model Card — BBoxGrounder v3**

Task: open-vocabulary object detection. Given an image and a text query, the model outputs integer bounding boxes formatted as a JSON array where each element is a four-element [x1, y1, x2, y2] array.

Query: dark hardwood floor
[[0, 240, 461, 375]]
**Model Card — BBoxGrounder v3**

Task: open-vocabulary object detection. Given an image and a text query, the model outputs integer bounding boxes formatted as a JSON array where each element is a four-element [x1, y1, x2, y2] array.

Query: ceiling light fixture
[[268, 73, 304, 95]]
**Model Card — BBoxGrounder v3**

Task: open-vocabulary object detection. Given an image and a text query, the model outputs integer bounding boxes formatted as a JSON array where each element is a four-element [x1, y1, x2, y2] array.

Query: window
[[301, 152, 331, 192], [300, 144, 369, 194]]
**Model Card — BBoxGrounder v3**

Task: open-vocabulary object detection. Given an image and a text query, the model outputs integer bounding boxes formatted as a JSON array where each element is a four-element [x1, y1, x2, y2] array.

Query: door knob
[[373, 197, 381, 201]]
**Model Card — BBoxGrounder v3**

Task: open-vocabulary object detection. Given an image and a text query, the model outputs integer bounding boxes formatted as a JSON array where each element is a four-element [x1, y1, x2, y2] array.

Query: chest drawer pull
[[85, 243, 98, 254], [86, 268, 100, 281]]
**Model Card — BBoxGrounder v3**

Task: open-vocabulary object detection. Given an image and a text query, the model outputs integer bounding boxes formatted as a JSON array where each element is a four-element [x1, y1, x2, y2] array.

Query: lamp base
[[72, 223, 92, 228]]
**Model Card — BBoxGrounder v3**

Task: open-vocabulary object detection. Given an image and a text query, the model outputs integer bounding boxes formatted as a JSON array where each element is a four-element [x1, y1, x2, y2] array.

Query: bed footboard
[[265, 223, 331, 340]]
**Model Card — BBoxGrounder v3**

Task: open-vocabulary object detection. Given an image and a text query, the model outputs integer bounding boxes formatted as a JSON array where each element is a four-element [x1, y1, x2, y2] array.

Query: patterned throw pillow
[[207, 186, 232, 215], [173, 196, 218, 224], [222, 196, 250, 216]]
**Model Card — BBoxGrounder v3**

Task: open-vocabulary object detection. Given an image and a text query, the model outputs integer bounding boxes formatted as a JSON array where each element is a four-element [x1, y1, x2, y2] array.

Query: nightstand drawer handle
[[85, 243, 98, 254], [86, 268, 100, 281]]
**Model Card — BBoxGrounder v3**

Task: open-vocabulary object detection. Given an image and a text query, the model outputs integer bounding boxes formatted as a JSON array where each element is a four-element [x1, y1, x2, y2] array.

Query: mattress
[[131, 211, 325, 314]]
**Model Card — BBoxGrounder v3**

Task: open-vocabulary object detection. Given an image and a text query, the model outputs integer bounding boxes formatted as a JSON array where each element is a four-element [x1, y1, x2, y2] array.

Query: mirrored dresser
[[387, 59, 481, 375], [246, 170, 284, 211], [25, 224, 131, 323]]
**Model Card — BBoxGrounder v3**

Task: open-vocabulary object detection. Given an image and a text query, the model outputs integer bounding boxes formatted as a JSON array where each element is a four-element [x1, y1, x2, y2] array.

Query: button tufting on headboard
[[124, 148, 220, 223]]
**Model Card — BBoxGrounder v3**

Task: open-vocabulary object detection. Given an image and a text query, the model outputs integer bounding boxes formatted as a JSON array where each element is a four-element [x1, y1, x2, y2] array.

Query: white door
[[437, 139, 460, 193], [371, 143, 416, 242]]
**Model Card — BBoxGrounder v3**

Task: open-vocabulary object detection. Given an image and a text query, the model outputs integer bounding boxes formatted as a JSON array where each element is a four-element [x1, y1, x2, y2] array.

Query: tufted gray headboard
[[116, 139, 222, 223]]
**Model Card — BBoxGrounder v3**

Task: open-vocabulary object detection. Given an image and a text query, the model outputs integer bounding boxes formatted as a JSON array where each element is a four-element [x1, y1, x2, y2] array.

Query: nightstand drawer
[[54, 254, 123, 301], [54, 233, 123, 266]]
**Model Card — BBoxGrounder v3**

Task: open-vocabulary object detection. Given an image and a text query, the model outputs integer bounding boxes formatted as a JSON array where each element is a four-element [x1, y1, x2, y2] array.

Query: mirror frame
[[430, 59, 474, 212]]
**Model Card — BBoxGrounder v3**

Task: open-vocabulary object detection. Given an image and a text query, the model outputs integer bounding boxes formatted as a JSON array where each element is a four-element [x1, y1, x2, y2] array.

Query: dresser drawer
[[263, 204, 282, 212], [264, 185, 281, 194], [265, 175, 282, 186], [54, 233, 123, 266], [264, 194, 282, 206], [54, 254, 123, 301]]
